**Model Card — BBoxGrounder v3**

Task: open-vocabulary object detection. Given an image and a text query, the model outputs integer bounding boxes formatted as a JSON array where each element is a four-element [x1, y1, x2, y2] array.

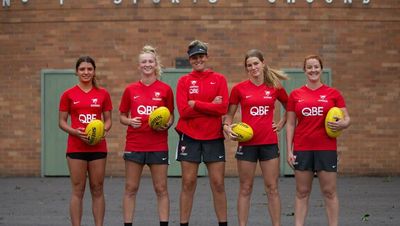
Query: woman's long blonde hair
[[244, 49, 288, 88]]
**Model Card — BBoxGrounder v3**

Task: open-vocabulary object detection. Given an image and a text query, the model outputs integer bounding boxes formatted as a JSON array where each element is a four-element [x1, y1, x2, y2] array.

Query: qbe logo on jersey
[[79, 114, 97, 124], [302, 107, 324, 116], [250, 106, 269, 116], [137, 105, 158, 115]]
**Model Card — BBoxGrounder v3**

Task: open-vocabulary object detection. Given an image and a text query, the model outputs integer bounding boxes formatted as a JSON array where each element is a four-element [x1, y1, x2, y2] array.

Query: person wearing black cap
[[175, 40, 229, 226]]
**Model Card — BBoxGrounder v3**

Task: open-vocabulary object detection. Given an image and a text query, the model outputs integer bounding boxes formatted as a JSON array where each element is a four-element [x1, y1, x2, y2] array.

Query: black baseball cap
[[187, 45, 208, 57]]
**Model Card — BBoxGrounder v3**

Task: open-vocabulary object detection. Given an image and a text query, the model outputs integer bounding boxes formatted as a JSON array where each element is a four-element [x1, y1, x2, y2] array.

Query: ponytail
[[264, 67, 288, 89]]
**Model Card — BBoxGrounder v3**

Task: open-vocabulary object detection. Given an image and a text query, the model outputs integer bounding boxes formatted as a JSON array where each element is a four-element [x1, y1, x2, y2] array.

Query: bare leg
[[237, 160, 257, 226], [317, 171, 339, 226], [294, 171, 314, 226], [87, 158, 106, 226], [260, 158, 281, 226], [149, 164, 170, 222], [123, 161, 144, 223], [206, 161, 227, 222], [179, 161, 199, 223], [67, 157, 87, 226]]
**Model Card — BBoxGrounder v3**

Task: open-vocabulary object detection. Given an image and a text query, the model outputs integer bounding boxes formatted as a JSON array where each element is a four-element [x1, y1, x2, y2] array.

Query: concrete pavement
[[0, 176, 399, 226]]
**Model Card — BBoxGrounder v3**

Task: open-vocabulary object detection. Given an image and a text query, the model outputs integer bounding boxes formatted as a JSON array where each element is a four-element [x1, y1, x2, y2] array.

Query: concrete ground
[[0, 176, 399, 226]]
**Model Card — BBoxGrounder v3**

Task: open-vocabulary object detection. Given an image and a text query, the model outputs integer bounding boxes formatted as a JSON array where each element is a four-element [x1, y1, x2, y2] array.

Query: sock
[[219, 222, 227, 226], [180, 223, 188, 226], [160, 221, 168, 226], [124, 223, 132, 226]]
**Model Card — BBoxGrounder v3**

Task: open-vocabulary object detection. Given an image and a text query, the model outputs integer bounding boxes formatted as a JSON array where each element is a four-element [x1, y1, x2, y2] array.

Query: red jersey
[[119, 80, 174, 152], [229, 80, 288, 145], [59, 85, 113, 153], [175, 69, 229, 140], [287, 85, 346, 151]]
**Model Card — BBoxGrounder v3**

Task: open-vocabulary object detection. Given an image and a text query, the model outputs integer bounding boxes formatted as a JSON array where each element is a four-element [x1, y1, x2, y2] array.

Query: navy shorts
[[293, 150, 338, 172], [66, 152, 107, 161], [235, 144, 280, 162], [123, 151, 169, 165], [176, 133, 225, 163]]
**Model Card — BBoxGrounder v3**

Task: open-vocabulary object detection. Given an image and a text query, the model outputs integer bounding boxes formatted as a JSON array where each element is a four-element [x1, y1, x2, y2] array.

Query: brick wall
[[0, 0, 399, 176]]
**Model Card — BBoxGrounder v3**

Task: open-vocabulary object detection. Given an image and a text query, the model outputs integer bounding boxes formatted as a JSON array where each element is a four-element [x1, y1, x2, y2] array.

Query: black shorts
[[123, 151, 169, 165], [235, 144, 280, 162], [293, 150, 337, 172], [176, 133, 225, 163], [66, 152, 107, 161]]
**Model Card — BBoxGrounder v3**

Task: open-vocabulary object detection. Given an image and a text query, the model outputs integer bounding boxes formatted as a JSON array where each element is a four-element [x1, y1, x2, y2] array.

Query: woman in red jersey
[[223, 49, 288, 226], [59, 56, 113, 226], [120, 45, 174, 226], [175, 40, 229, 226], [286, 55, 351, 226]]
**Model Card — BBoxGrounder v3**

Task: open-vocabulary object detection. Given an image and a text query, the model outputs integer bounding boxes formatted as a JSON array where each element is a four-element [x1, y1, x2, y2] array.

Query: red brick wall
[[1, 0, 399, 176]]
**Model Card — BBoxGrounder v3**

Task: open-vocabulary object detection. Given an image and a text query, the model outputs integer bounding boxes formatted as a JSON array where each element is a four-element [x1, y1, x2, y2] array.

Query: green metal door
[[161, 69, 207, 176], [279, 69, 331, 176], [41, 70, 76, 176]]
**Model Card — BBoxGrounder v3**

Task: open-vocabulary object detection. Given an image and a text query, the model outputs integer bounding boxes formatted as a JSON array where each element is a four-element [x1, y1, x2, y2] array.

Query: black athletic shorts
[[123, 151, 169, 165], [176, 133, 225, 163], [66, 152, 107, 161], [293, 150, 337, 172], [235, 144, 279, 162]]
